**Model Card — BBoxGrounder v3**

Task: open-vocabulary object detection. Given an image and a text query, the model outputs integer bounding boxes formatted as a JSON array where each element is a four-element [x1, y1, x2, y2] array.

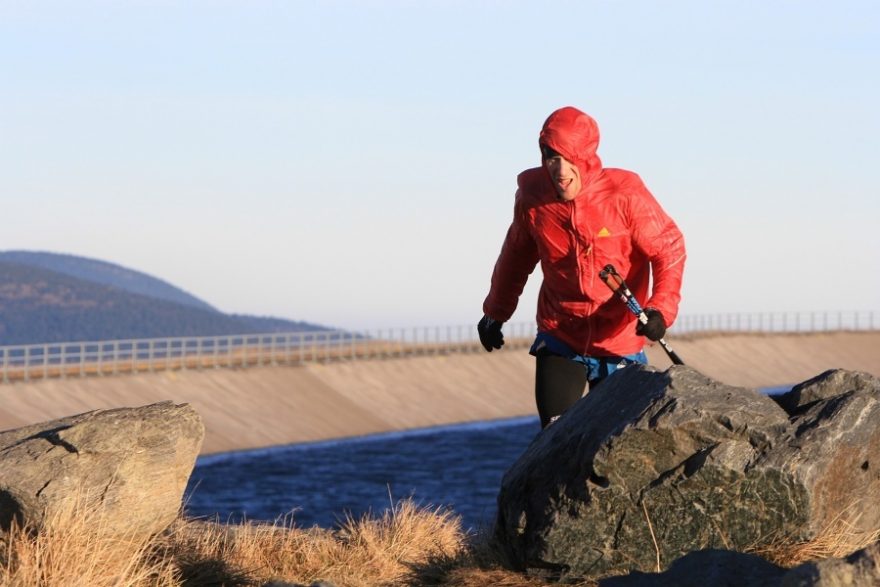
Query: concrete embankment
[[1, 331, 877, 455]]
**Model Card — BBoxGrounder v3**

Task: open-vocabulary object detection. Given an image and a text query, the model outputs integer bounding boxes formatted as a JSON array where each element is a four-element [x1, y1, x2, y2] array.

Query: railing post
[[58, 344, 66, 379]]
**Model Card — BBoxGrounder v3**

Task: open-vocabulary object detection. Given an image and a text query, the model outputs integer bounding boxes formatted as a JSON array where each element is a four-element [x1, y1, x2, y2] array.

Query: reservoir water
[[184, 416, 541, 531], [184, 387, 791, 531]]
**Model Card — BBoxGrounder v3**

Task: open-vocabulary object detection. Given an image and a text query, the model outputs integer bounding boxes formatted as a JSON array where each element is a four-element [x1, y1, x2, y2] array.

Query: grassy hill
[[0, 253, 329, 345]]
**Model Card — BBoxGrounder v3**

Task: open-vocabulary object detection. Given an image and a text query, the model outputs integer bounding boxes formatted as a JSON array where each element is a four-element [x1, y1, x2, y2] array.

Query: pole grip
[[600, 264, 685, 366]]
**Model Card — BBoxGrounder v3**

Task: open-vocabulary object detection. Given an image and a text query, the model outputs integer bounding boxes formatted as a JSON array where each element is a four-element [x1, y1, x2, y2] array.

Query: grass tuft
[[0, 494, 177, 587], [158, 499, 467, 586], [746, 501, 880, 568]]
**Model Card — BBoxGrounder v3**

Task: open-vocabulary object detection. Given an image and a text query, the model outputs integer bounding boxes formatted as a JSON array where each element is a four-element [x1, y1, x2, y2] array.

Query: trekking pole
[[598, 264, 685, 365]]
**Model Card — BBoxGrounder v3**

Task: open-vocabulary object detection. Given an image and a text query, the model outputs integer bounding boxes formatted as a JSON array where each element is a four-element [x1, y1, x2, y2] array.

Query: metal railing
[[669, 310, 877, 334], [0, 311, 875, 383], [0, 323, 539, 384]]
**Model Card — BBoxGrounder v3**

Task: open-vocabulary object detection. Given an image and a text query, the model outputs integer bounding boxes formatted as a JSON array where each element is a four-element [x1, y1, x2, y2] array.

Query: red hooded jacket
[[483, 107, 686, 356]]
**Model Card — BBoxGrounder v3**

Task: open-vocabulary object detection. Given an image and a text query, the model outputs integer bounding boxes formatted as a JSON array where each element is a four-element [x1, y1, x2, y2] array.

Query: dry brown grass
[[0, 496, 177, 587], [401, 526, 599, 587], [157, 498, 471, 586], [4, 490, 877, 586], [0, 494, 600, 587], [746, 501, 880, 568]]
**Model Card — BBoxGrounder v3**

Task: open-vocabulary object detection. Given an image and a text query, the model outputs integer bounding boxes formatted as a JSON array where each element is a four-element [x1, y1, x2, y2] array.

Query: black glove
[[477, 315, 504, 352], [636, 308, 666, 341]]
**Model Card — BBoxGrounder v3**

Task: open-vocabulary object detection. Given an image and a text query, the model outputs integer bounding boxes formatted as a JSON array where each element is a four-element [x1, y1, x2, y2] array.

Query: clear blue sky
[[2, 1, 878, 331]]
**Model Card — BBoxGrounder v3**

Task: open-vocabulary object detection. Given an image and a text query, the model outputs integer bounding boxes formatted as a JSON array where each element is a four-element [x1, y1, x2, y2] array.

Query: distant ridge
[[0, 250, 216, 312], [0, 251, 330, 345]]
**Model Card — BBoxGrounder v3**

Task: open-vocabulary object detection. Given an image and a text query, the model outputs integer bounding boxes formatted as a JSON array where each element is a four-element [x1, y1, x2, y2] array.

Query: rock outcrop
[[494, 367, 880, 581], [0, 401, 204, 537]]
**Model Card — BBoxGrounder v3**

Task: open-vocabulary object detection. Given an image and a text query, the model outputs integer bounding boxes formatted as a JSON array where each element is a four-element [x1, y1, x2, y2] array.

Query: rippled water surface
[[184, 416, 540, 530]]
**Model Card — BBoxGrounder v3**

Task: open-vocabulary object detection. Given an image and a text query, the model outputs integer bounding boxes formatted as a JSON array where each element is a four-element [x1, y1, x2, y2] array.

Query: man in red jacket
[[478, 106, 686, 428]]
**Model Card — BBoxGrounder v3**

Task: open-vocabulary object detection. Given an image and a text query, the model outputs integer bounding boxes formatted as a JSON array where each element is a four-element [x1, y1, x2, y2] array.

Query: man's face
[[542, 145, 582, 201]]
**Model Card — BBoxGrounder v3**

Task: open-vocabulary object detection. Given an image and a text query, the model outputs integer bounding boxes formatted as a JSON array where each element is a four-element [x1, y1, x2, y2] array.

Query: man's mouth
[[556, 178, 573, 190]]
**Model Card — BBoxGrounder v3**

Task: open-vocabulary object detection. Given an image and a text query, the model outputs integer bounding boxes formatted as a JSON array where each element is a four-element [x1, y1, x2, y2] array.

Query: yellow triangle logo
[[597, 227, 611, 237]]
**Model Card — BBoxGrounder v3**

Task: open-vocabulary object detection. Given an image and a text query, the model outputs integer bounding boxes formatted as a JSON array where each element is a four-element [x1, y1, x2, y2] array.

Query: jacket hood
[[538, 106, 603, 179]]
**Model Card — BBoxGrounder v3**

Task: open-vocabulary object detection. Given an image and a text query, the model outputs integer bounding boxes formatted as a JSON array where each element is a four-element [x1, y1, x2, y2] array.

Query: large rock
[[494, 366, 880, 580], [0, 401, 204, 536]]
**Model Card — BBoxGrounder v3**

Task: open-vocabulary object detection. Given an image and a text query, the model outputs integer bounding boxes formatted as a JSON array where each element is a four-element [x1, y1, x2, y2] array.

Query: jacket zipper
[[570, 202, 584, 296], [571, 200, 595, 354], [584, 242, 593, 354]]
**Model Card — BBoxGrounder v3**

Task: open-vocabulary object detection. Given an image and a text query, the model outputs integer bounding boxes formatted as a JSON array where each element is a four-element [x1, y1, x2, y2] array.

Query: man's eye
[[540, 144, 561, 159]]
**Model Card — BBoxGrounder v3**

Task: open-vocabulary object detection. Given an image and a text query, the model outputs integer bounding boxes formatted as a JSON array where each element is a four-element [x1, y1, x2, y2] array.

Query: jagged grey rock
[[771, 369, 880, 415], [494, 366, 880, 581], [0, 401, 204, 537], [765, 370, 880, 539]]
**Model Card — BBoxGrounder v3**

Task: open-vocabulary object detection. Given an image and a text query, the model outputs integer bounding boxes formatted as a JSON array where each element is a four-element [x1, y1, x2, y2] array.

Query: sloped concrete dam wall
[[1, 332, 877, 455]]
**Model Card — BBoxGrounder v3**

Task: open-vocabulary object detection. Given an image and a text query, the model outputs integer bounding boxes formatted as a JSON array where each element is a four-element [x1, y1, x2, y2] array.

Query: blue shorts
[[529, 331, 647, 383]]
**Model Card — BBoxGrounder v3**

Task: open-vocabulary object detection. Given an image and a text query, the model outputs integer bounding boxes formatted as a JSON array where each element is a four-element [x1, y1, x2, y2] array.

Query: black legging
[[535, 354, 589, 428]]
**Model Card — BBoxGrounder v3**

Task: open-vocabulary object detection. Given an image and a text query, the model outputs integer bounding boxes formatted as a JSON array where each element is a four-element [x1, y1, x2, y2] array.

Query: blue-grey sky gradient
[[2, 1, 878, 330]]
